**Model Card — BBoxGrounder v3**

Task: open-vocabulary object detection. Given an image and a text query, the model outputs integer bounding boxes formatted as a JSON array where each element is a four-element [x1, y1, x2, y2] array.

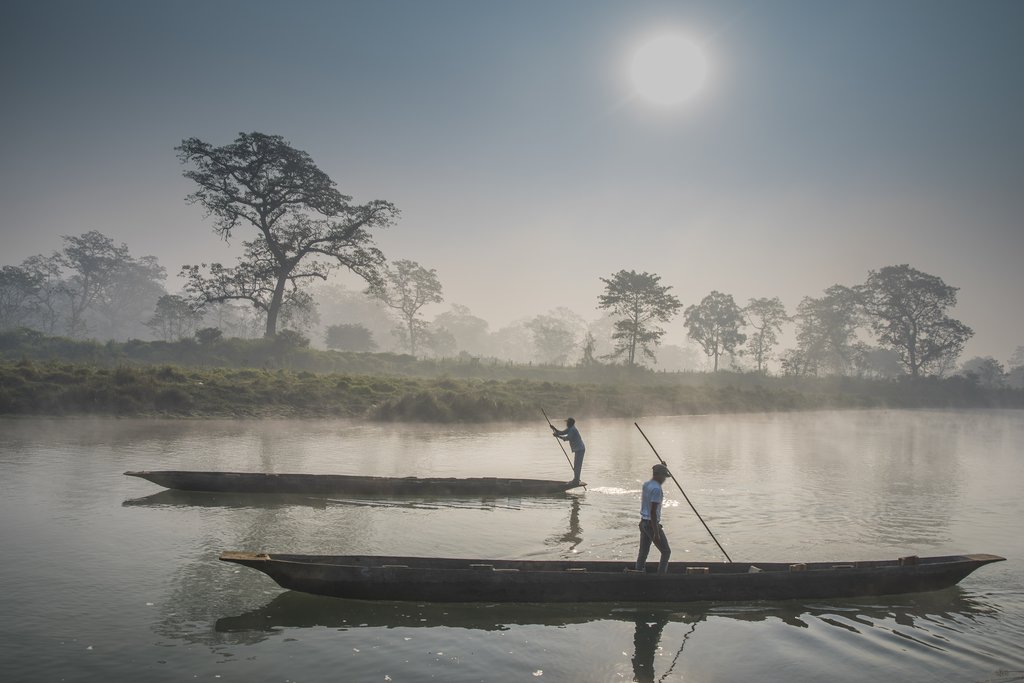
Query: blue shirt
[[640, 479, 664, 522], [554, 424, 585, 453]]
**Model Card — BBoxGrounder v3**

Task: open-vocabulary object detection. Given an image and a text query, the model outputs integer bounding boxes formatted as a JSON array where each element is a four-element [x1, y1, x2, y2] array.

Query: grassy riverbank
[[1, 359, 1020, 421]]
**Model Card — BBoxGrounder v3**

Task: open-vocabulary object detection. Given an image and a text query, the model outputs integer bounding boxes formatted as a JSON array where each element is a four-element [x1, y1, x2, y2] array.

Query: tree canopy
[[597, 270, 681, 366], [367, 259, 444, 356], [684, 290, 746, 371], [177, 132, 398, 337], [743, 296, 789, 374], [858, 264, 973, 377]]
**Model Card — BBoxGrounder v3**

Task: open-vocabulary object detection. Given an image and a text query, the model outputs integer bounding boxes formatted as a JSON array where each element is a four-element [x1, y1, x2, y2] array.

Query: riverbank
[[1, 360, 1020, 421]]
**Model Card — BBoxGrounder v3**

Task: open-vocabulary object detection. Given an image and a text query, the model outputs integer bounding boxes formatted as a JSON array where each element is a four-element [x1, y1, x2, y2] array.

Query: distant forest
[[1, 132, 1021, 389]]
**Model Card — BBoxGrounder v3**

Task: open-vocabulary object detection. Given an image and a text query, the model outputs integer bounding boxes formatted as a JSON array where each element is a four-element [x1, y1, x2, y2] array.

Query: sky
[[2, 0, 1022, 361]]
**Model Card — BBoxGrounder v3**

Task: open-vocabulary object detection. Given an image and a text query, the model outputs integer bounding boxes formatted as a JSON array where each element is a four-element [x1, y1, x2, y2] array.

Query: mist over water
[[1, 409, 1022, 681]]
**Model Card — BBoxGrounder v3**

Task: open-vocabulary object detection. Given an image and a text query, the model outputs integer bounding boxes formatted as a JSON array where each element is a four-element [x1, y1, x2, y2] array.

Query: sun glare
[[630, 34, 708, 106]]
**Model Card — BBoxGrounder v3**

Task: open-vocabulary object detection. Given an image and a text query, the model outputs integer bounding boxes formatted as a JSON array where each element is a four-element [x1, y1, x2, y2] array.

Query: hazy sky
[[2, 0, 1022, 360]]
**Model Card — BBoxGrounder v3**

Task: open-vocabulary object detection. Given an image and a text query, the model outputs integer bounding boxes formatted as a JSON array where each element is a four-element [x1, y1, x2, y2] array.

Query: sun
[[630, 34, 708, 106]]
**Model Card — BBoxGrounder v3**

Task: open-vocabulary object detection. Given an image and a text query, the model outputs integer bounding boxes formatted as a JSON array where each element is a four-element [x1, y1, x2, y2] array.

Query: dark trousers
[[571, 448, 585, 483], [636, 520, 671, 573]]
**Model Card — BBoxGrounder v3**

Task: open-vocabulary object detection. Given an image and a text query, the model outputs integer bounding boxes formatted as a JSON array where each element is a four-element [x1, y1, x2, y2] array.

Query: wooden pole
[[635, 422, 732, 563]]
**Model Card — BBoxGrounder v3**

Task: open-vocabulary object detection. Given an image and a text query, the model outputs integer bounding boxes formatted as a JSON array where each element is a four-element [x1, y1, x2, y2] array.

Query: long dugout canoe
[[219, 552, 1004, 604], [125, 470, 583, 496]]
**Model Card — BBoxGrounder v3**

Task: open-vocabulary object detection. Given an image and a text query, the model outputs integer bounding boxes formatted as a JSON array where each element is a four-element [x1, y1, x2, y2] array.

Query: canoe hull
[[218, 552, 1004, 604], [125, 470, 581, 495]]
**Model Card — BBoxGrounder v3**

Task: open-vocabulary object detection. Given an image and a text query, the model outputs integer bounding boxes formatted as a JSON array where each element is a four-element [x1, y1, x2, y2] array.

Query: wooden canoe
[[218, 551, 1004, 603], [125, 470, 583, 496]]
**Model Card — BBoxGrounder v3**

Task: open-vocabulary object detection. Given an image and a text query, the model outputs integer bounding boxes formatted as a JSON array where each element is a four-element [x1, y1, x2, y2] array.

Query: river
[[1, 410, 1022, 682]]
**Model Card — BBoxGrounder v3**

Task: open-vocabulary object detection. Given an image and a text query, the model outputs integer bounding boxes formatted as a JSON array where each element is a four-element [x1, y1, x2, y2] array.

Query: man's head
[[652, 463, 670, 483], [566, 417, 575, 427]]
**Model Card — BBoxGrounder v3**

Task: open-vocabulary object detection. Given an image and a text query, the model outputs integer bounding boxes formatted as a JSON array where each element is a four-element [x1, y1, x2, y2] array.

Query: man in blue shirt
[[551, 417, 585, 486], [636, 463, 671, 573]]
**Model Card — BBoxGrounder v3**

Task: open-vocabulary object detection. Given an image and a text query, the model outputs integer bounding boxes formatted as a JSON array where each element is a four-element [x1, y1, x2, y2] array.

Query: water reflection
[[123, 489, 569, 511], [544, 496, 583, 555], [209, 587, 999, 649]]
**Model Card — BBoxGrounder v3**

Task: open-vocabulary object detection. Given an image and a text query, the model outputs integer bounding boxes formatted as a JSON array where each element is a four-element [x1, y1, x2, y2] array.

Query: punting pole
[[635, 422, 732, 563]]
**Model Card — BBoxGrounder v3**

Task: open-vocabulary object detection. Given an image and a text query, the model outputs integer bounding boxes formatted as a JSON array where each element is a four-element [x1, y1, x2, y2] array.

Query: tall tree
[[367, 259, 443, 356], [684, 291, 747, 371], [91, 254, 167, 339], [177, 132, 398, 337], [743, 296, 789, 374], [56, 231, 132, 337], [597, 270, 682, 366], [0, 265, 43, 331], [147, 294, 203, 341], [19, 255, 65, 335], [50, 231, 165, 339], [793, 285, 861, 375], [858, 264, 973, 377], [526, 314, 578, 365], [433, 304, 490, 356]]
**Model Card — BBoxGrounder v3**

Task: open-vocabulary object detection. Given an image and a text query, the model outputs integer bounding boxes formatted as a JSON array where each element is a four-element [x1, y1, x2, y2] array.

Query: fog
[[1, 1, 1022, 367]]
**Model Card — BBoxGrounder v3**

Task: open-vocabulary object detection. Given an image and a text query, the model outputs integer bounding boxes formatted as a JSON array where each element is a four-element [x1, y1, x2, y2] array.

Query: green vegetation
[[2, 329, 1021, 421]]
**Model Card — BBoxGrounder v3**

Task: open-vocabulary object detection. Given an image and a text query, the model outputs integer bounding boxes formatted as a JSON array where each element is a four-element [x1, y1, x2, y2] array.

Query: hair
[[566, 417, 575, 426]]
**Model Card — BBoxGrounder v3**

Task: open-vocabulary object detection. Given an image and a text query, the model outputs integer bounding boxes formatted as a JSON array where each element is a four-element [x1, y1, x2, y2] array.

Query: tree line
[[1, 131, 1019, 385]]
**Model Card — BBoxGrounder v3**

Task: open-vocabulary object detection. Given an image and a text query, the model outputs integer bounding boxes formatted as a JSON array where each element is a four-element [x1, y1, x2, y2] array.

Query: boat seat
[[565, 567, 587, 572]]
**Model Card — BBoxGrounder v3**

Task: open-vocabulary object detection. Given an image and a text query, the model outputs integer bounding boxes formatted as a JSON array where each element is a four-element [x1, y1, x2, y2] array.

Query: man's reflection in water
[[631, 613, 669, 682], [546, 497, 583, 553], [631, 613, 698, 683]]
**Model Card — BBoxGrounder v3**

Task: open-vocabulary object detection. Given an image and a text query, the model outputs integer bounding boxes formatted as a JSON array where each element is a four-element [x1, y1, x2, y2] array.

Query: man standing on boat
[[636, 463, 671, 574], [551, 417, 585, 486]]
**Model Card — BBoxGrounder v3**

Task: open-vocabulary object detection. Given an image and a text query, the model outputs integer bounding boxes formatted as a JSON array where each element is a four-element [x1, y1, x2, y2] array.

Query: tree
[[0, 265, 43, 331], [851, 343, 904, 379], [46, 231, 167, 339], [325, 323, 376, 352], [19, 255, 65, 335], [793, 285, 861, 375], [960, 356, 1006, 388], [432, 304, 489, 356], [526, 314, 577, 365], [147, 294, 203, 341], [858, 264, 973, 377], [56, 231, 133, 337], [91, 254, 167, 339], [1007, 347, 1024, 389], [684, 291, 747, 371], [743, 297, 789, 374], [578, 331, 599, 367], [195, 327, 223, 345], [367, 259, 443, 356], [177, 132, 398, 337], [597, 270, 682, 366]]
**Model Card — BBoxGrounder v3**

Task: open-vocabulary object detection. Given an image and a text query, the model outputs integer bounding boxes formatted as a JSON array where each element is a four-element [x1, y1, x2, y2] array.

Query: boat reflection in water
[[122, 488, 564, 511], [215, 588, 999, 681]]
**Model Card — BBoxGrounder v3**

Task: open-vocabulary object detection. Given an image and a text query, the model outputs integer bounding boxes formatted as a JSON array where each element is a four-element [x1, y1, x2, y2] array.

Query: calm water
[[1, 410, 1022, 682]]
